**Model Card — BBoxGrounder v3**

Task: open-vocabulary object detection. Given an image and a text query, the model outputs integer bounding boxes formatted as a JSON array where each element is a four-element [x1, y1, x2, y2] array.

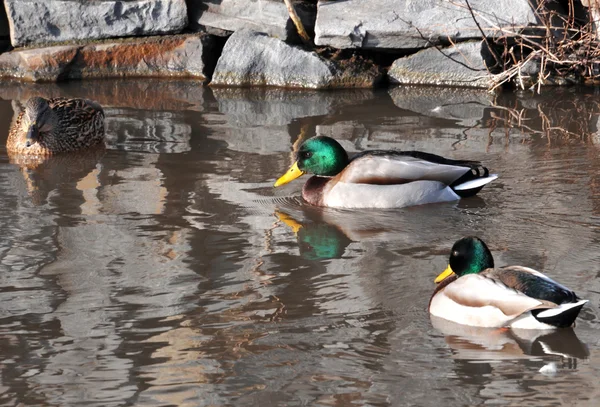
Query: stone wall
[[0, 0, 588, 88]]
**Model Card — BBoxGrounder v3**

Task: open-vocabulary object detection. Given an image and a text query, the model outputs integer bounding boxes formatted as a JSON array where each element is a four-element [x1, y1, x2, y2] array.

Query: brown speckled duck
[[7, 97, 105, 155]]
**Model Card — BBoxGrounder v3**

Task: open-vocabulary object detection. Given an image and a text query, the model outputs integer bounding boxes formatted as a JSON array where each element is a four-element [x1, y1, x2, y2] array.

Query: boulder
[[187, 0, 316, 42], [388, 41, 493, 88], [4, 0, 188, 48], [315, 0, 539, 49], [0, 34, 217, 82], [211, 29, 382, 89]]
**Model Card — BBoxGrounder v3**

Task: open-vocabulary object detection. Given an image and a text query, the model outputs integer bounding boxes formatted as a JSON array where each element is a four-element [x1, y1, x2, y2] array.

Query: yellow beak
[[435, 265, 455, 283], [274, 161, 305, 187]]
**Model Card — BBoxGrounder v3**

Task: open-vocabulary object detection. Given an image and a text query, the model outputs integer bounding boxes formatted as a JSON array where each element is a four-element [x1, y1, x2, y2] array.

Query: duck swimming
[[7, 97, 105, 155], [429, 237, 588, 329], [273, 136, 497, 208]]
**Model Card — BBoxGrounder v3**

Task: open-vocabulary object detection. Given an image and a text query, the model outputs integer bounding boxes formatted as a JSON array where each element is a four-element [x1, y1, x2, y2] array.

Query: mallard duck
[[7, 97, 105, 155], [430, 237, 588, 329], [273, 136, 497, 208]]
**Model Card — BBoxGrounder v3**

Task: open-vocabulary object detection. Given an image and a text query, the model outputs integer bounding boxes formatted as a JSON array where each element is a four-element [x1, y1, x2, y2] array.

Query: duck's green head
[[274, 136, 349, 187], [435, 236, 494, 283]]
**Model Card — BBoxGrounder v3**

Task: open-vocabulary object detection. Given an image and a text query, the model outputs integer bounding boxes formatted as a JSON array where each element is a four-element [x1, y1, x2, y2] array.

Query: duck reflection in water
[[275, 210, 352, 260], [431, 316, 589, 364], [8, 147, 105, 206]]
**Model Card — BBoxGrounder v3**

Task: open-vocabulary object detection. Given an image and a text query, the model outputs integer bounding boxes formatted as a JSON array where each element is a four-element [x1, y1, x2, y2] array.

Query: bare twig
[[283, 0, 312, 45]]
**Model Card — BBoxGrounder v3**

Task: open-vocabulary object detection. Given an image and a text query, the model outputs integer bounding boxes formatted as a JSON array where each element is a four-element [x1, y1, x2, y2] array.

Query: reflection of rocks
[[4, 0, 188, 47], [100, 162, 168, 215], [211, 88, 333, 154], [389, 85, 495, 124], [213, 88, 332, 126], [0, 79, 210, 111], [105, 108, 191, 153], [0, 34, 216, 82], [211, 126, 292, 154]]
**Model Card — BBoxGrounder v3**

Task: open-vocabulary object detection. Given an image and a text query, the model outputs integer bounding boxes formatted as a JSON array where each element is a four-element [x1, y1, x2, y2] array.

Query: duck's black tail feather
[[531, 300, 588, 328], [450, 166, 497, 198]]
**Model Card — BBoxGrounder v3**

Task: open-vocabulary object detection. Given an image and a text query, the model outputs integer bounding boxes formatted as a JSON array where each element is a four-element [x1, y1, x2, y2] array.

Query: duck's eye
[[452, 250, 459, 257], [300, 151, 312, 159]]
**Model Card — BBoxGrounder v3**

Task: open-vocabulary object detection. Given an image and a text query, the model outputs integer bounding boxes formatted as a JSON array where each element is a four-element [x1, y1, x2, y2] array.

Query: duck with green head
[[430, 237, 588, 329], [273, 136, 497, 208]]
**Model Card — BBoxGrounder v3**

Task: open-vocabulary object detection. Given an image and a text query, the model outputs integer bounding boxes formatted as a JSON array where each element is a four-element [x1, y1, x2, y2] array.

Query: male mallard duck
[[273, 136, 497, 208], [7, 97, 105, 155], [430, 237, 588, 329]]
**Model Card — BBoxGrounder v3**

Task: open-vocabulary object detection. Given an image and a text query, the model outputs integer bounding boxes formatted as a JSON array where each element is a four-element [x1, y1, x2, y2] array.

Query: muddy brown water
[[0, 80, 599, 406]]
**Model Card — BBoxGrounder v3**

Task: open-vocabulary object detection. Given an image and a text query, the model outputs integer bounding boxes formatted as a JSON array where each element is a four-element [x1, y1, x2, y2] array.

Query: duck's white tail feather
[[530, 299, 588, 328], [453, 174, 498, 191], [536, 300, 588, 318]]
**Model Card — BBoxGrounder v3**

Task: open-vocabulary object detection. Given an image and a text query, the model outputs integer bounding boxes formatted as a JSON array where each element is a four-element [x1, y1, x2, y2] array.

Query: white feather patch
[[430, 274, 547, 328], [453, 174, 498, 190], [340, 155, 470, 185], [536, 299, 588, 318], [323, 180, 460, 209]]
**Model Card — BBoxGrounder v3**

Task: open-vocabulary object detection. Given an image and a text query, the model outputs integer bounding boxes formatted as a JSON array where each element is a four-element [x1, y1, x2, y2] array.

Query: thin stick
[[283, 0, 311, 45]]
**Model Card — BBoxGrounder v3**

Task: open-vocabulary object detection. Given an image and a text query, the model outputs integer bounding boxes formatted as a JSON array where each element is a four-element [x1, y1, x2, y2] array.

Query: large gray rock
[[315, 0, 539, 49], [187, 0, 316, 42], [388, 41, 493, 88], [4, 0, 188, 48], [211, 29, 382, 88], [0, 34, 216, 82]]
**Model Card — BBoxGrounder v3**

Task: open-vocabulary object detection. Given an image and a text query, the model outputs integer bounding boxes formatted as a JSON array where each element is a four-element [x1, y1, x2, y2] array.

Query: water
[[0, 80, 599, 406]]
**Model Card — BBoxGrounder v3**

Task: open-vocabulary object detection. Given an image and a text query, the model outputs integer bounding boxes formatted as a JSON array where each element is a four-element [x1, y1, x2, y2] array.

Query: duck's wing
[[485, 266, 579, 305], [338, 151, 486, 186], [431, 273, 556, 328], [49, 98, 105, 124]]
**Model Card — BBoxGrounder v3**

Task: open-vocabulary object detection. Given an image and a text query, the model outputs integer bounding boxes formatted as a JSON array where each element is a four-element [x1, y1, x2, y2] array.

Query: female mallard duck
[[273, 136, 497, 208], [7, 96, 105, 155], [430, 237, 588, 329]]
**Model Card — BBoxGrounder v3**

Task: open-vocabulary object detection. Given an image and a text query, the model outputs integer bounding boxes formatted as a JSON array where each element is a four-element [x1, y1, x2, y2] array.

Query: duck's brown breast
[[302, 176, 332, 206]]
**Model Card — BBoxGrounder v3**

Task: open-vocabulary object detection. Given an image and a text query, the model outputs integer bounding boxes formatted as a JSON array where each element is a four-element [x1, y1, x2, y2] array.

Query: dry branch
[[283, 0, 312, 45]]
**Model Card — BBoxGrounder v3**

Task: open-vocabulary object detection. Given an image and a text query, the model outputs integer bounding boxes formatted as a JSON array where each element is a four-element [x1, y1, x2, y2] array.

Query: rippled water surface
[[0, 80, 600, 406]]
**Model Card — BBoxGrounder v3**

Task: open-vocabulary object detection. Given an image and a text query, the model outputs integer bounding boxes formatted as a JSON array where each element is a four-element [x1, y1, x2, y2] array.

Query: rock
[[388, 41, 493, 88], [211, 29, 382, 89], [315, 0, 539, 49], [187, 0, 316, 42], [0, 34, 217, 82], [4, 0, 188, 48]]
